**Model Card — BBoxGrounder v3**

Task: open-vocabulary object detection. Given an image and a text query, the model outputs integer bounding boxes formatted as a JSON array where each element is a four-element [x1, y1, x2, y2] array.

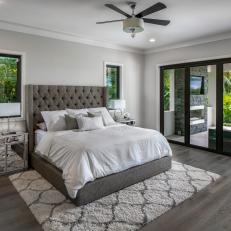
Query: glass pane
[[223, 64, 231, 153], [190, 65, 216, 149], [106, 66, 120, 100], [0, 56, 19, 103], [164, 68, 185, 143]]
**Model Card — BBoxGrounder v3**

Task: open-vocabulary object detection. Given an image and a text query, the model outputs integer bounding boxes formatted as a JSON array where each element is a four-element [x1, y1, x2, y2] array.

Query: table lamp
[[108, 99, 126, 120]]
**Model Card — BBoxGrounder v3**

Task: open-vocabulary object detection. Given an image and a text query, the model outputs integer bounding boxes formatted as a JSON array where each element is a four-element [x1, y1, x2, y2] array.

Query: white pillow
[[87, 107, 115, 126], [76, 116, 104, 131], [41, 110, 67, 131], [66, 108, 88, 117]]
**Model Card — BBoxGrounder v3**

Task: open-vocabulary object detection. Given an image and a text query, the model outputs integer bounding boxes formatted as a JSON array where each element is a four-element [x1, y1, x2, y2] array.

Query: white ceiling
[[0, 0, 231, 53]]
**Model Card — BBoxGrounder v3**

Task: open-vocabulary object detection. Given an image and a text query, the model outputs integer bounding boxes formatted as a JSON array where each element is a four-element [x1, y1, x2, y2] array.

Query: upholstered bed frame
[[25, 84, 171, 206]]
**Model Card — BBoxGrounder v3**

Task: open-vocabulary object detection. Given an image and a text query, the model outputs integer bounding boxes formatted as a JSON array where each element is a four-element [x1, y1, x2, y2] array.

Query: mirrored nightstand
[[0, 132, 28, 175], [116, 118, 135, 126]]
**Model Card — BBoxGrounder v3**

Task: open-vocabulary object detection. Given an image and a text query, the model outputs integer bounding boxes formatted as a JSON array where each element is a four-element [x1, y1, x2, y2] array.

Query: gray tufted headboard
[[26, 85, 107, 153]]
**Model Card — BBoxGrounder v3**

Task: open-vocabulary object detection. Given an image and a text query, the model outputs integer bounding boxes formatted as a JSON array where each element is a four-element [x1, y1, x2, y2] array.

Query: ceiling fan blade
[[105, 4, 131, 18], [136, 2, 167, 18], [96, 19, 124, 24], [143, 18, 170, 26]]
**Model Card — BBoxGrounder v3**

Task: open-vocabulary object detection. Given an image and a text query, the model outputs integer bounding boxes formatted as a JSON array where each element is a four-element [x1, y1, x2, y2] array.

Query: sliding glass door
[[189, 65, 216, 150], [160, 58, 231, 155]]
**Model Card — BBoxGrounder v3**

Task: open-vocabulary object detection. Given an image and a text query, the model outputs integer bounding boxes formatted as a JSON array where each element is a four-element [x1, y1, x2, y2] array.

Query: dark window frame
[[160, 57, 231, 156]]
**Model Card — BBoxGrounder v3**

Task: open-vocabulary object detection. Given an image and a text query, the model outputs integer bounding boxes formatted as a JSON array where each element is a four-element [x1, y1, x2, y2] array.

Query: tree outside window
[[223, 71, 231, 126], [0, 55, 20, 103], [163, 70, 171, 111], [106, 65, 120, 101]]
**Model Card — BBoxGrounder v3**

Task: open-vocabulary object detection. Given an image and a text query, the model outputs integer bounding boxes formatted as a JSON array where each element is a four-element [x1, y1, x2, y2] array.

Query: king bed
[[25, 84, 172, 206]]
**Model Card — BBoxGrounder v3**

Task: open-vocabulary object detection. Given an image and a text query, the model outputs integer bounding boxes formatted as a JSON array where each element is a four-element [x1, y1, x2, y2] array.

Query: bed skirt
[[31, 153, 172, 206]]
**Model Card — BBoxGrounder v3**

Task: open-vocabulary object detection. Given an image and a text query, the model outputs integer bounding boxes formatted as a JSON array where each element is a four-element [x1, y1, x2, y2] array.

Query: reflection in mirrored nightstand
[[0, 132, 28, 175]]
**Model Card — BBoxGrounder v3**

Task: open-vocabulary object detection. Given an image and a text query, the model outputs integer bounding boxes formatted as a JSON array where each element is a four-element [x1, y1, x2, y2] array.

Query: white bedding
[[35, 124, 172, 198], [35, 129, 47, 145]]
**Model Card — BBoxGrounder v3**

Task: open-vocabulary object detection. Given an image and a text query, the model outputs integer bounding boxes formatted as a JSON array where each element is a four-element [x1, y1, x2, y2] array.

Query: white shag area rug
[[9, 161, 220, 231]]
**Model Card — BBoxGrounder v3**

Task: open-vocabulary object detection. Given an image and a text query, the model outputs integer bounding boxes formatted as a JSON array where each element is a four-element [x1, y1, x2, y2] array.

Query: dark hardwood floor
[[0, 144, 231, 231], [0, 176, 42, 231], [142, 144, 231, 231]]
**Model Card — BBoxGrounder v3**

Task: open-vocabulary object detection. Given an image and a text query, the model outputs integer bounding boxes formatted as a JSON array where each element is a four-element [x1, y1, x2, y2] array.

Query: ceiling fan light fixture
[[123, 17, 144, 38], [97, 2, 170, 39]]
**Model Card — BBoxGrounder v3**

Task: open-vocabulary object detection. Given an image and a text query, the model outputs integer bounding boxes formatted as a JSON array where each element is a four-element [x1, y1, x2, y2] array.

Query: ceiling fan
[[96, 2, 170, 38]]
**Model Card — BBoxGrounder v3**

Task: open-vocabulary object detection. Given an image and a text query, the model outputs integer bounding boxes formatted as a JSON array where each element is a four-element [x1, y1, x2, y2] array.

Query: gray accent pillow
[[87, 111, 102, 118], [65, 114, 78, 130]]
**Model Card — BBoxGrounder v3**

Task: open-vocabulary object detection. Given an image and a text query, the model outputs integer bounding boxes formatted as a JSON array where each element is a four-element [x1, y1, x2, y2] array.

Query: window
[[0, 53, 21, 117], [0, 54, 21, 103], [105, 64, 121, 100]]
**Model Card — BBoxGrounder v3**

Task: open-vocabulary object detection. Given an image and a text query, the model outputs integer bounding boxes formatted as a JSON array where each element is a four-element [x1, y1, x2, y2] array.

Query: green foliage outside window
[[163, 70, 170, 111], [224, 71, 231, 126], [106, 66, 120, 100], [0, 57, 18, 103]]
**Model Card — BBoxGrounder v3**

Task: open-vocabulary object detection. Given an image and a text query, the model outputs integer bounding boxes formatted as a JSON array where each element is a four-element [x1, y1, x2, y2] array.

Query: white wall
[[144, 38, 231, 130], [2, 29, 231, 131], [0, 29, 144, 129]]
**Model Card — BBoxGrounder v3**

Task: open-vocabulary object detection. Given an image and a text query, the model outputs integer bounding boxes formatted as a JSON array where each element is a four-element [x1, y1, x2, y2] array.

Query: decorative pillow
[[76, 116, 104, 131], [65, 114, 78, 130], [36, 122, 47, 131], [87, 107, 115, 126], [41, 110, 67, 131], [66, 108, 88, 117], [87, 111, 102, 118]]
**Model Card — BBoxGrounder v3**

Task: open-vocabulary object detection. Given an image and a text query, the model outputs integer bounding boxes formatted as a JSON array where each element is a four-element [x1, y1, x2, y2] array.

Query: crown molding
[[144, 32, 231, 54], [0, 20, 144, 54], [1, 19, 231, 56]]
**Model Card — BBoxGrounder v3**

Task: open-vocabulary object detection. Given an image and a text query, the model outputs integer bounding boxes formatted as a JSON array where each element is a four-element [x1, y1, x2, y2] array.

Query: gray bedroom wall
[[0, 29, 144, 130], [144, 38, 231, 130]]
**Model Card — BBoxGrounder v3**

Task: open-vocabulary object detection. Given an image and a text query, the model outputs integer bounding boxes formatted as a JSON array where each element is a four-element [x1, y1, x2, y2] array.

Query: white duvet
[[35, 124, 172, 198]]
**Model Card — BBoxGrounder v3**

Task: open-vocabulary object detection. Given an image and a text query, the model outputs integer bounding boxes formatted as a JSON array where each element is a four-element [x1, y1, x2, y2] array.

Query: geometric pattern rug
[[9, 161, 220, 231]]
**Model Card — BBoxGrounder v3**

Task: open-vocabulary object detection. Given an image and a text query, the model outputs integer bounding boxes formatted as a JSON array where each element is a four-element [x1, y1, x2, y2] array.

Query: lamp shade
[[0, 103, 21, 118], [123, 18, 144, 34], [109, 99, 126, 110]]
